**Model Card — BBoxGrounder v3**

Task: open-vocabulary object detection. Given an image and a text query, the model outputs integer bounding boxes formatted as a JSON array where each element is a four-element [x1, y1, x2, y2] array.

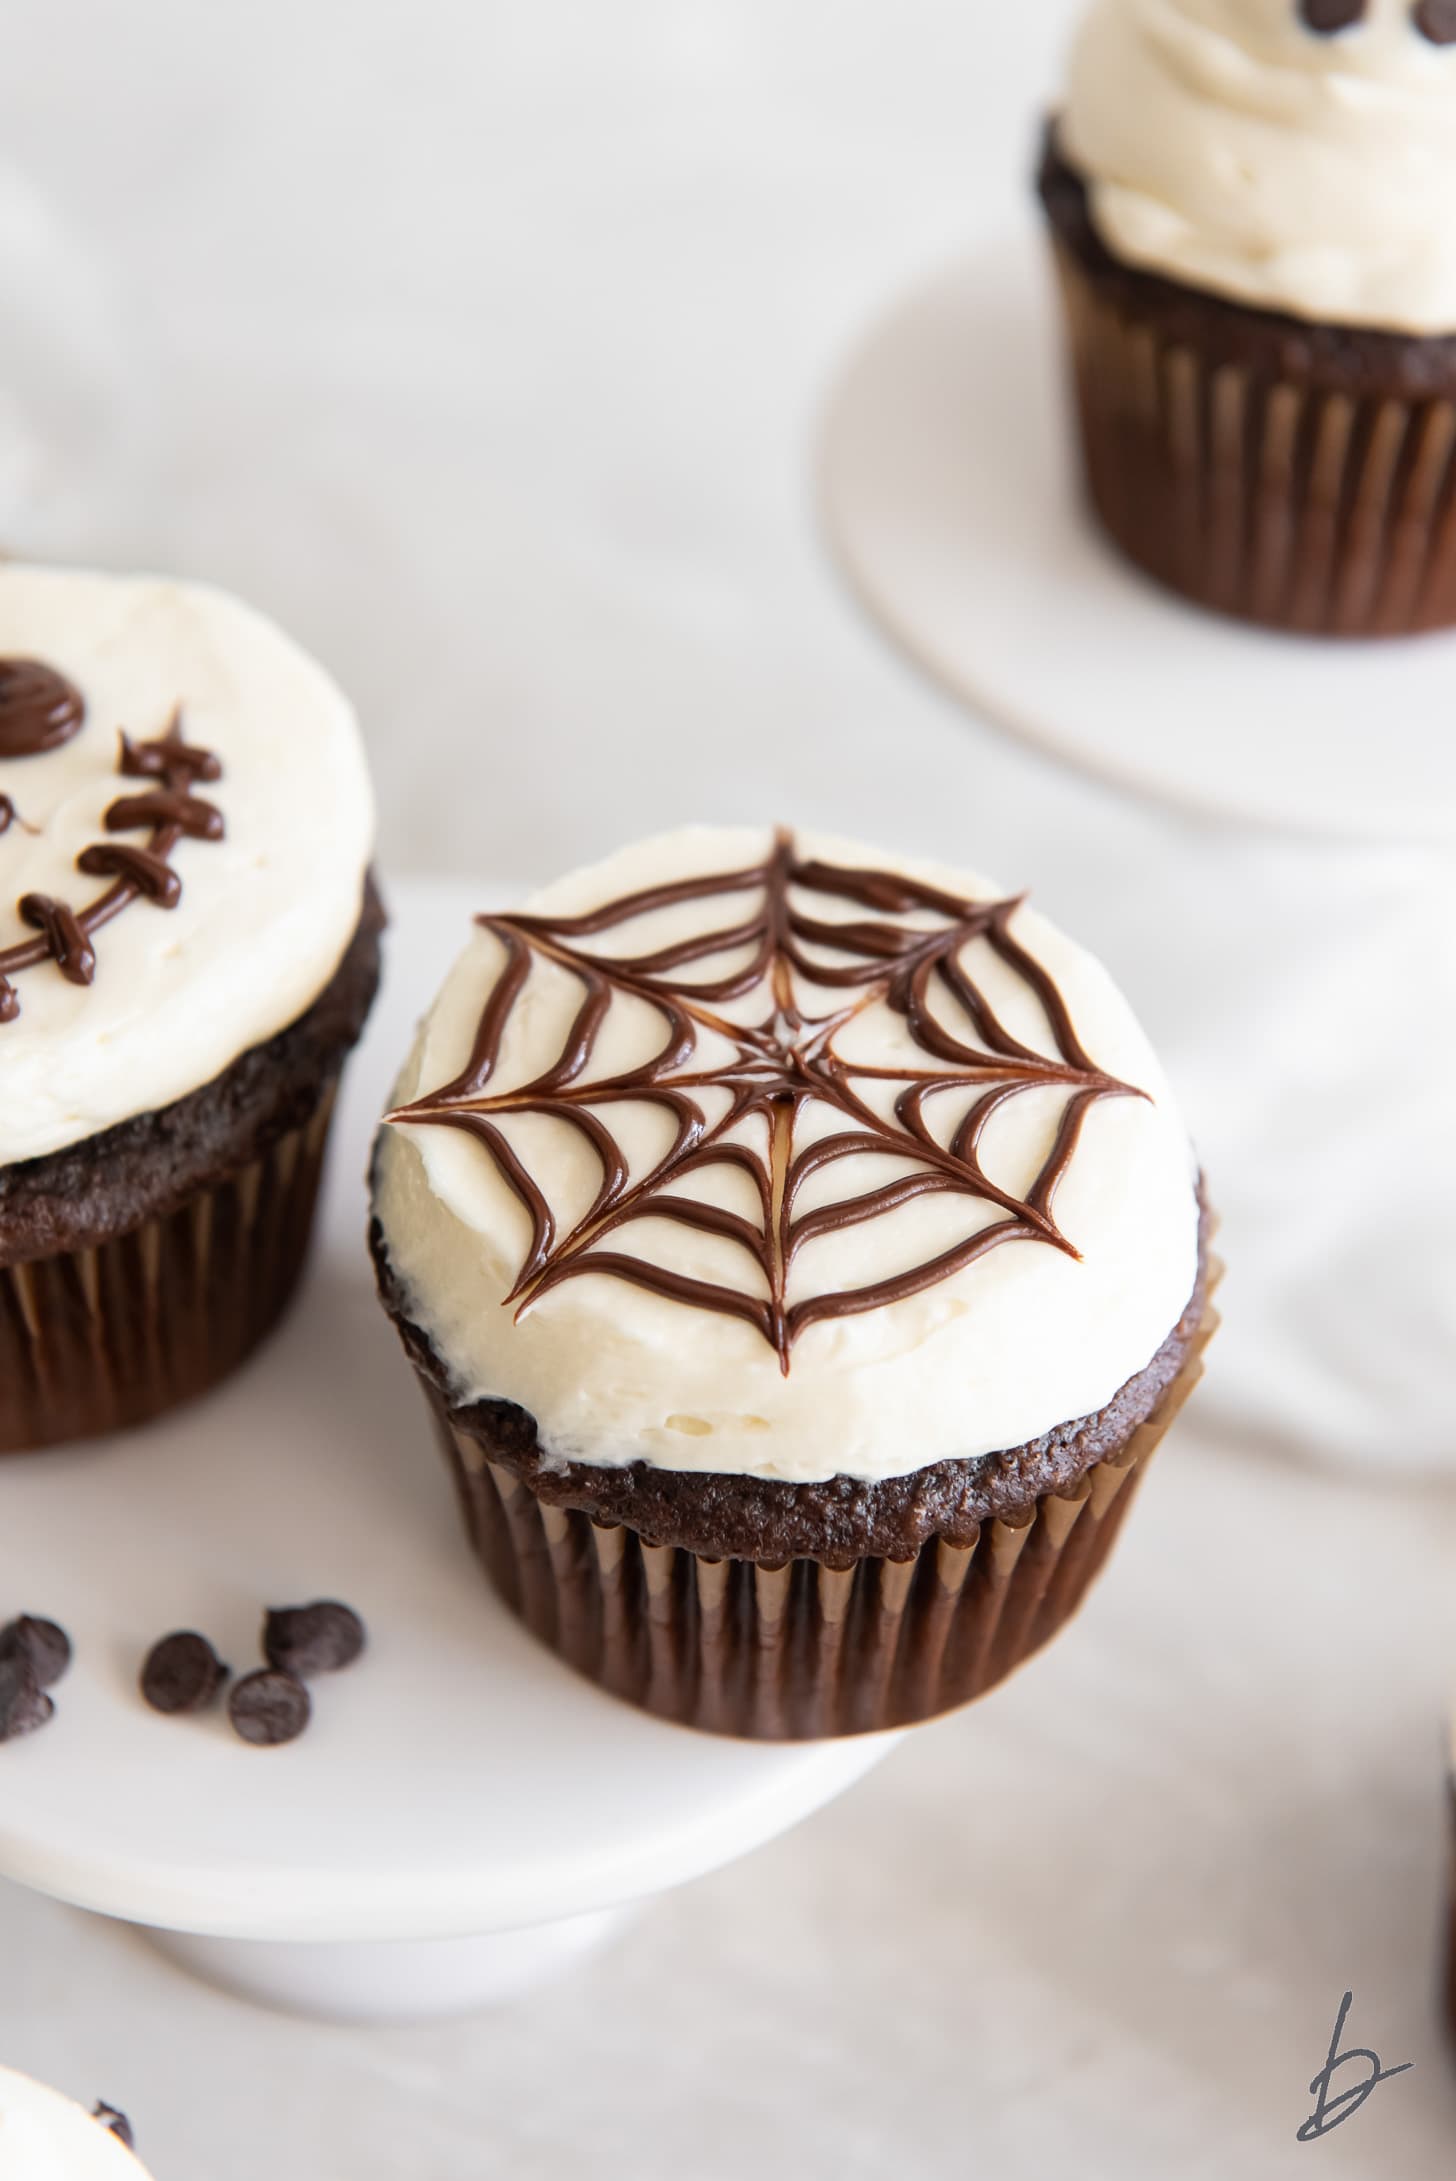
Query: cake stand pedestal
[[819, 232, 1456, 1477], [0, 882, 896, 2024], [142, 1915, 640, 2022]]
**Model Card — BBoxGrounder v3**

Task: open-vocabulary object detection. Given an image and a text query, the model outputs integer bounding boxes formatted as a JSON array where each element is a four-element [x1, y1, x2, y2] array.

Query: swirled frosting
[[374, 827, 1200, 1485], [1061, 0, 1456, 333], [0, 2069, 146, 2178], [0, 564, 374, 1164]]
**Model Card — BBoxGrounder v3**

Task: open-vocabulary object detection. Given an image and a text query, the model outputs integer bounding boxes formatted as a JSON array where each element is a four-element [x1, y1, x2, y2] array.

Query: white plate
[[820, 230, 1456, 846], [0, 879, 892, 1946]]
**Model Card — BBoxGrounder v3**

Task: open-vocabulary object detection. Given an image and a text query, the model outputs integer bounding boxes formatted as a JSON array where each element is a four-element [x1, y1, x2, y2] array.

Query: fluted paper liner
[[1049, 239, 1456, 637], [0, 1085, 339, 1454], [1446, 1776, 1456, 2054], [419, 1278, 1220, 1742]]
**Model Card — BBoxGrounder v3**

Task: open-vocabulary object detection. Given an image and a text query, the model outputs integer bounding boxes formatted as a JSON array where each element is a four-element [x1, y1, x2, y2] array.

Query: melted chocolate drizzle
[[0, 709, 224, 1024], [389, 831, 1142, 1369], [0, 658, 85, 757]]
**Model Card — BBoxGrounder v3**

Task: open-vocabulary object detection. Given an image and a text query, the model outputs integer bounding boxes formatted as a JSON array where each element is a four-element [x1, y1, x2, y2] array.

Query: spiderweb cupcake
[[373, 826, 1213, 1740]]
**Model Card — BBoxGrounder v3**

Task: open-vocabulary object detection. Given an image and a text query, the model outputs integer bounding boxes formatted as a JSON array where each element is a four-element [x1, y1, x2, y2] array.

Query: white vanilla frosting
[[374, 826, 1201, 1485], [0, 564, 374, 1165], [0, 2069, 146, 2178], [1061, 0, 1456, 334]]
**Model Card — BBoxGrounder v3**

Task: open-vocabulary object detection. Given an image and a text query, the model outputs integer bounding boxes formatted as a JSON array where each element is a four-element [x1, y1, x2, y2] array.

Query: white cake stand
[[0, 880, 896, 2023], [819, 228, 1456, 847]]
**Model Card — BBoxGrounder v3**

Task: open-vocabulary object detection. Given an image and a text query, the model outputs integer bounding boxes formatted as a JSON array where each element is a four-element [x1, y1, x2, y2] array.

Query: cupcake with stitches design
[[1040, 0, 1456, 635], [0, 563, 379, 1452], [372, 826, 1214, 1741]]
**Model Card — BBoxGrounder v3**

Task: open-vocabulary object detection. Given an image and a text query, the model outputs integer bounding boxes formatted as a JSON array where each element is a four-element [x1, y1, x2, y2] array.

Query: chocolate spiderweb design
[[0, 710, 224, 1024], [390, 831, 1143, 1369]]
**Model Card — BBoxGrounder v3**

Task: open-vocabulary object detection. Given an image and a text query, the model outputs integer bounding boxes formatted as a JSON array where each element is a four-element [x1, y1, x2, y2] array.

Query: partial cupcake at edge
[[372, 825, 1215, 1741], [0, 562, 379, 1453], [0, 2066, 148, 2177], [1447, 1710, 1456, 2056], [1039, 0, 1456, 637]]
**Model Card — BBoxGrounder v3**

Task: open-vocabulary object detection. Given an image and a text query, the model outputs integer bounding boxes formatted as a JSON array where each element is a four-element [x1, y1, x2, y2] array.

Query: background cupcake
[[0, 564, 378, 1452], [1040, 0, 1456, 635], [373, 825, 1211, 1740]]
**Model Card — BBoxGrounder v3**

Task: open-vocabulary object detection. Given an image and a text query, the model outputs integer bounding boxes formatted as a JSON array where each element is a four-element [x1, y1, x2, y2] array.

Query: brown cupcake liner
[[0, 1085, 339, 1454], [418, 1281, 1219, 1741], [1049, 238, 1456, 637], [1445, 1777, 1456, 2056]]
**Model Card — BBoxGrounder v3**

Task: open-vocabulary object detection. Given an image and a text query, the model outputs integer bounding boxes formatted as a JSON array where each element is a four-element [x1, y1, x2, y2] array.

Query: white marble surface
[[1, 3, 1455, 2175], [2, 1425, 1454, 2178]]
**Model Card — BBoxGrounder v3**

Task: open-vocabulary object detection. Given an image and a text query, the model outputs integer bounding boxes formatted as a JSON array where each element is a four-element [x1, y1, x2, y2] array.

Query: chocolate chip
[[228, 1669, 310, 1747], [0, 1614, 71, 1690], [1299, 0, 1367, 28], [1415, 0, 1456, 42], [92, 2104, 134, 2150], [0, 1657, 54, 1743], [140, 1631, 229, 1715], [262, 1600, 365, 1679]]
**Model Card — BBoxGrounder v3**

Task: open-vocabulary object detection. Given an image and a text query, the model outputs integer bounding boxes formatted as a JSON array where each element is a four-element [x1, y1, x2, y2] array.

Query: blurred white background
[[1, 5, 1454, 2177], [0, 0, 1090, 881]]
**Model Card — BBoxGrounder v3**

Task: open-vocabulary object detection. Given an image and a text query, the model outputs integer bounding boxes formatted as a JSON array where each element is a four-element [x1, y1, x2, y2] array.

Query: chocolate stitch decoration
[[0, 658, 86, 757], [0, 707, 224, 1025], [388, 830, 1142, 1369]]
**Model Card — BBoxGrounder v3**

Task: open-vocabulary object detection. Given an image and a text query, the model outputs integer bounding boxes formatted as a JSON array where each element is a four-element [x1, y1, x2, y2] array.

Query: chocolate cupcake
[[372, 827, 1212, 1741], [0, 2067, 148, 2173], [0, 564, 379, 1452], [1040, 2, 1456, 636]]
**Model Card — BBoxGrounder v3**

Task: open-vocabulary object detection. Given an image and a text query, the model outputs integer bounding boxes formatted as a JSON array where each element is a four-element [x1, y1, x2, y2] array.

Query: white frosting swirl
[[0, 564, 374, 1165], [374, 827, 1200, 1486], [0, 2069, 147, 2178], [1061, 0, 1456, 333]]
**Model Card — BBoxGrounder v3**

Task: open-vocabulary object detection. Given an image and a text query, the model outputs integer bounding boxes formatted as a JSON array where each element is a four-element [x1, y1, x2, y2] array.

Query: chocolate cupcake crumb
[[0, 1656, 54, 1743], [0, 1614, 71, 1689], [262, 1600, 365, 1679], [228, 1669, 310, 1747], [92, 2103, 134, 2150], [140, 1631, 229, 1715]]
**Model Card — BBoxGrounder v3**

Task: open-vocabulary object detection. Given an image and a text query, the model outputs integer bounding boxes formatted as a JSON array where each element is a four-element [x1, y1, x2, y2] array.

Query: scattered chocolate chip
[[262, 1600, 365, 1679], [1415, 0, 1456, 42], [93, 2104, 134, 2149], [0, 1614, 71, 1690], [140, 1631, 229, 1715], [0, 1656, 54, 1743], [1299, 0, 1367, 28], [228, 1669, 310, 1747]]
